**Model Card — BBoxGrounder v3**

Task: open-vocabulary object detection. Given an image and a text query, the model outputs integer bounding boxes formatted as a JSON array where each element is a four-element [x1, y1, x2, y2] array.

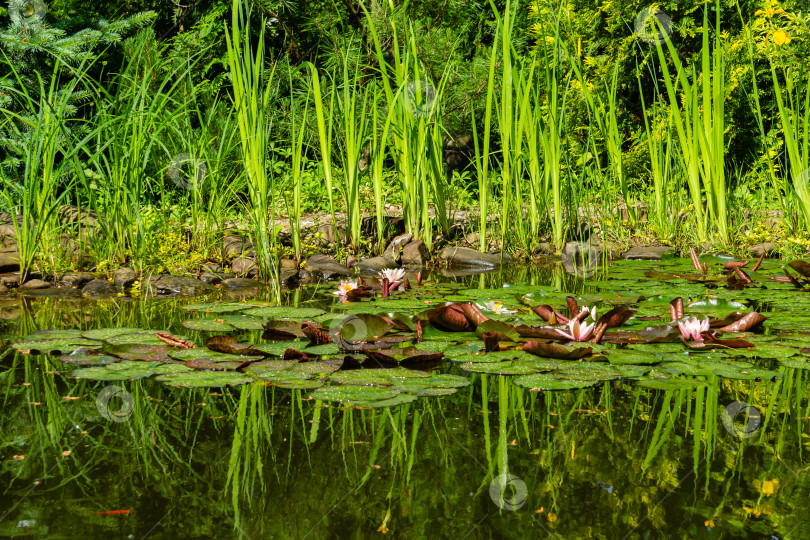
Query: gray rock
[[147, 275, 214, 296], [749, 242, 778, 258], [383, 233, 413, 261], [304, 254, 352, 279], [437, 246, 509, 268], [224, 235, 255, 257], [231, 257, 258, 278], [199, 272, 223, 285], [316, 223, 347, 246], [82, 279, 119, 298], [19, 279, 50, 290], [622, 246, 676, 261], [201, 262, 224, 273], [561, 242, 602, 277], [59, 273, 94, 288], [0, 251, 19, 273], [280, 259, 298, 271], [401, 240, 430, 266], [113, 267, 137, 288], [222, 278, 262, 288], [355, 256, 398, 273], [0, 284, 8, 294], [0, 274, 21, 287]]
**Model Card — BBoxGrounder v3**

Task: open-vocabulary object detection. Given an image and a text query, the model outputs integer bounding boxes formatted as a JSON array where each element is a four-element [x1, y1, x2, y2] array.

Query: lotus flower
[[333, 279, 359, 297], [555, 319, 594, 342], [476, 301, 517, 315], [678, 316, 710, 342], [379, 268, 406, 285]]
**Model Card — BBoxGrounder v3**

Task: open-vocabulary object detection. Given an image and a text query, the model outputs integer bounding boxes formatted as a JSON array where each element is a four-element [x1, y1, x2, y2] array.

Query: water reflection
[[1, 262, 808, 537]]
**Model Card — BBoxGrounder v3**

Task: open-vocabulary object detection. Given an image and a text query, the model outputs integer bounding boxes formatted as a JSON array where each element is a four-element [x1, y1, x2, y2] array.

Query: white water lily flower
[[677, 316, 710, 341], [555, 319, 595, 342], [476, 301, 517, 315], [333, 279, 359, 296], [379, 268, 406, 284]]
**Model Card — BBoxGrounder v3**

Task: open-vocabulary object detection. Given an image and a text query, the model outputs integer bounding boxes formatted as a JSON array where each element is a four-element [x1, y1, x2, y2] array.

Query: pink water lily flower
[[678, 316, 710, 341], [379, 268, 406, 285], [333, 279, 359, 297], [555, 319, 595, 342]]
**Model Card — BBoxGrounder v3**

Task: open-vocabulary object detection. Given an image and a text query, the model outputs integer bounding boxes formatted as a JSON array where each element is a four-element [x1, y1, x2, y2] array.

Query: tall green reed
[[0, 62, 82, 280], [334, 53, 372, 251], [225, 0, 280, 289], [654, 1, 729, 245], [770, 63, 810, 232], [363, 6, 450, 249]]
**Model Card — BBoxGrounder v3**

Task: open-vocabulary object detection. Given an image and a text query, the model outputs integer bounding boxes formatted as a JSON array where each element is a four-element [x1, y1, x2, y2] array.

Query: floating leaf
[[182, 316, 266, 332], [72, 361, 166, 381], [155, 371, 254, 388], [242, 306, 326, 320], [512, 373, 599, 391]]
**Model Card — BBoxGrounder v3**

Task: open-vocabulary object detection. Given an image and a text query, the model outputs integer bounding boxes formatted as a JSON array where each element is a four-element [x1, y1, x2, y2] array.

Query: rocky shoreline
[[0, 206, 785, 299]]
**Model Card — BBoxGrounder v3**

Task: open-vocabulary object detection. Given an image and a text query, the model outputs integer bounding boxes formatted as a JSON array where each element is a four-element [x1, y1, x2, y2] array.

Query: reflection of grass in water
[[3, 341, 810, 535]]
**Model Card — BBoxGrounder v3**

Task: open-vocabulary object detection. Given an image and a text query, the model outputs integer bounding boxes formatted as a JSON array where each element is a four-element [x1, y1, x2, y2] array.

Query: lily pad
[[155, 371, 254, 388], [241, 306, 326, 320], [13, 338, 101, 354], [182, 316, 266, 332], [308, 385, 401, 404], [72, 360, 166, 381], [512, 373, 600, 391]]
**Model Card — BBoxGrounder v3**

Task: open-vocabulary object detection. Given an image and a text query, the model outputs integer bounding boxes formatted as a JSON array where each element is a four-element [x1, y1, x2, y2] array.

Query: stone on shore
[[622, 246, 675, 261], [438, 246, 509, 268]]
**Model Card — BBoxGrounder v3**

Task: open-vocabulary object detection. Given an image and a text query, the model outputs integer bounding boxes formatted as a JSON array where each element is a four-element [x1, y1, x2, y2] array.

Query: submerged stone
[[82, 279, 119, 298], [222, 277, 262, 288], [147, 275, 214, 296], [355, 256, 398, 273], [113, 267, 137, 288], [562, 242, 602, 278], [19, 279, 50, 290], [59, 273, 94, 288], [304, 254, 352, 280], [438, 246, 508, 268], [622, 246, 675, 260]]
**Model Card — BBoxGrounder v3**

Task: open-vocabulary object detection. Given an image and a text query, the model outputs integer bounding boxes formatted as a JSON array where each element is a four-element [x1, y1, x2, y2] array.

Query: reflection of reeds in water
[[3, 338, 810, 536]]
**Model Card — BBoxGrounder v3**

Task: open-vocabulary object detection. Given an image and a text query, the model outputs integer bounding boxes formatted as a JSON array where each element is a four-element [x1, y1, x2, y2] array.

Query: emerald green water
[[1, 260, 808, 538]]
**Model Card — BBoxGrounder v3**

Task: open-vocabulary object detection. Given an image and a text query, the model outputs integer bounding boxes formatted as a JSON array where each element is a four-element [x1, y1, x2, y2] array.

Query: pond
[[1, 256, 809, 538]]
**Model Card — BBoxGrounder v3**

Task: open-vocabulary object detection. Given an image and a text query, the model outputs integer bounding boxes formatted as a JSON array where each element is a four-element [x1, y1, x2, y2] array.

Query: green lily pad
[[182, 302, 251, 313], [57, 349, 120, 366], [309, 385, 401, 403], [606, 349, 661, 365], [104, 343, 170, 362], [512, 373, 600, 391], [13, 338, 101, 354], [182, 316, 266, 332], [168, 348, 245, 362], [155, 371, 255, 388], [81, 328, 145, 340], [303, 343, 341, 356], [241, 306, 326, 320], [72, 360, 166, 381]]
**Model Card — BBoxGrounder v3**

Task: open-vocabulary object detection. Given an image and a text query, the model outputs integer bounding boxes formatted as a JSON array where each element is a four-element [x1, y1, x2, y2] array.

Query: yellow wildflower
[[773, 29, 791, 45]]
